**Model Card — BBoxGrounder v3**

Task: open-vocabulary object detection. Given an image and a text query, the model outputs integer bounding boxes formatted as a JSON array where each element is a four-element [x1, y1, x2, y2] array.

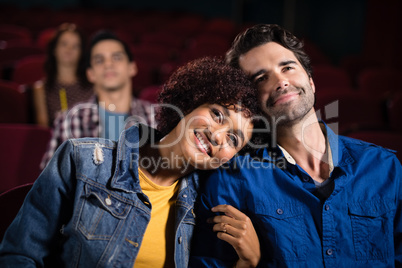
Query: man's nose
[[104, 57, 114, 67], [273, 73, 289, 91]]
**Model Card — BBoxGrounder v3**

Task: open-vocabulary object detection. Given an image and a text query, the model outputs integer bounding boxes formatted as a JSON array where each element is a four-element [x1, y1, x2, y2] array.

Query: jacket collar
[[111, 123, 158, 193], [110, 124, 200, 198]]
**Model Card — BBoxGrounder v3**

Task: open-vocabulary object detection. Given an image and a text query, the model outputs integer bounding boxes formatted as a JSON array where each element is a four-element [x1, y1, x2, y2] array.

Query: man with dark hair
[[40, 31, 155, 168], [190, 24, 402, 267]]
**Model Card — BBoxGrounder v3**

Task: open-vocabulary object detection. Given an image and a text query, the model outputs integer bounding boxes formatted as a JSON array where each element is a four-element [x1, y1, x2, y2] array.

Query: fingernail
[[211, 207, 216, 212]]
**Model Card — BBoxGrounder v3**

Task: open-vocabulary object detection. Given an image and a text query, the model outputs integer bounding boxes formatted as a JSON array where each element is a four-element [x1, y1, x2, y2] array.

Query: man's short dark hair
[[86, 30, 133, 68], [226, 24, 313, 78]]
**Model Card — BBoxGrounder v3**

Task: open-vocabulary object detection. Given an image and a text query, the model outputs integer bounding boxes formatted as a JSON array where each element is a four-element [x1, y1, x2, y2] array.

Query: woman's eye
[[212, 109, 224, 123], [227, 134, 239, 147]]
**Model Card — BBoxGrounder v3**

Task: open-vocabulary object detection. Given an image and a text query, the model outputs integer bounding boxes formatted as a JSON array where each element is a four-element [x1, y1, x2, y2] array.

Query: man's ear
[[309, 77, 315, 93], [87, 68, 95, 83], [129, 62, 138, 78]]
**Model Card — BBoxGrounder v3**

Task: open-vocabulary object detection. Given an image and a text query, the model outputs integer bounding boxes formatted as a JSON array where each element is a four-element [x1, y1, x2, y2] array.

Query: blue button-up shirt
[[190, 124, 402, 267]]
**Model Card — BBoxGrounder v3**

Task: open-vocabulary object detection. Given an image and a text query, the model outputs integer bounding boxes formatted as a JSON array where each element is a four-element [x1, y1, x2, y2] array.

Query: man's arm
[[394, 157, 402, 265], [190, 167, 258, 267]]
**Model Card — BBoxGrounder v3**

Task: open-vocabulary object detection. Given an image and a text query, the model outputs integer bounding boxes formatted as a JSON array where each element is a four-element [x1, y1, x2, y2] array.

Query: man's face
[[87, 40, 137, 92], [239, 42, 315, 126]]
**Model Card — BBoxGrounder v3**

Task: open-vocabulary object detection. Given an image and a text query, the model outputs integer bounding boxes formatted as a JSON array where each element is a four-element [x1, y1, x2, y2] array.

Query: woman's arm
[[0, 141, 76, 267], [208, 205, 260, 268], [32, 80, 49, 127]]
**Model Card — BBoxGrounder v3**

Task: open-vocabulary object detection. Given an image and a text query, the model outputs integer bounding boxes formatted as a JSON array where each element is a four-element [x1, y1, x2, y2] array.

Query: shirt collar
[[259, 121, 354, 170]]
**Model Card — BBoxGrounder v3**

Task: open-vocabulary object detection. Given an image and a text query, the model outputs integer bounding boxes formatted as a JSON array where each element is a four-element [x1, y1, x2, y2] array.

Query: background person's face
[[173, 103, 253, 170], [87, 40, 136, 92], [55, 31, 81, 67], [239, 42, 315, 126]]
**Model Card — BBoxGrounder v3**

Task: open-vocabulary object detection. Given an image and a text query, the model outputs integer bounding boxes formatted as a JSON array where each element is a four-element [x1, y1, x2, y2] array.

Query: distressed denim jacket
[[0, 124, 200, 268]]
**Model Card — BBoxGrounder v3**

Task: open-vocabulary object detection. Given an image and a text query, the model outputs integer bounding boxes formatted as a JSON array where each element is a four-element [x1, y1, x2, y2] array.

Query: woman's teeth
[[196, 132, 210, 154]]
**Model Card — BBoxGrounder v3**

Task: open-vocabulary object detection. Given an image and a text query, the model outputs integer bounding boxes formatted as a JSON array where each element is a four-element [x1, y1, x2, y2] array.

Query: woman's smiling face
[[172, 103, 254, 170]]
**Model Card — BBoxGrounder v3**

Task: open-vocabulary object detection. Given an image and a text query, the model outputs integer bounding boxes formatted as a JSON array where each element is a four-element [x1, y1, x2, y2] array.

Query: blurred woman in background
[[33, 23, 92, 127]]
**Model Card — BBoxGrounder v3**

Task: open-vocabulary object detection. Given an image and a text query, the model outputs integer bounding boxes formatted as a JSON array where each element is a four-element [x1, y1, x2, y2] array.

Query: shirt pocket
[[348, 199, 395, 261], [255, 203, 306, 261], [78, 184, 132, 240]]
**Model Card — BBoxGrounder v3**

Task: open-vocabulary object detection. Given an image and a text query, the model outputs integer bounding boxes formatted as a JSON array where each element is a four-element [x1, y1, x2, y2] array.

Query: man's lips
[[104, 72, 117, 78], [271, 92, 300, 106]]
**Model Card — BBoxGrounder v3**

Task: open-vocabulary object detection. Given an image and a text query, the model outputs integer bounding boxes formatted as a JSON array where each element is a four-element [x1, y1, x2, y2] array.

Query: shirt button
[[326, 249, 333, 255], [276, 208, 283, 215], [183, 194, 187, 198], [302, 177, 310, 182], [178, 237, 182, 244], [325, 205, 330, 211], [105, 197, 112, 206]]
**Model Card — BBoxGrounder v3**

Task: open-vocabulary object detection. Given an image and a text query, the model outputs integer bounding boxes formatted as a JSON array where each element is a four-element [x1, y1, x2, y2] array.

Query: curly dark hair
[[226, 24, 313, 78], [44, 23, 89, 90], [156, 57, 261, 137]]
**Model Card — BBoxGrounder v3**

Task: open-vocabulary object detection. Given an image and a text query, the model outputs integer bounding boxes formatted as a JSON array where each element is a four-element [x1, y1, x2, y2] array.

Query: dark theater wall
[[0, 0, 400, 66]]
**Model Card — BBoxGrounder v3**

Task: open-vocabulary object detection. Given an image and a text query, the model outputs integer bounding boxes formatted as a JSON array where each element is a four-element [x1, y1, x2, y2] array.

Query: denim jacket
[[0, 124, 200, 268]]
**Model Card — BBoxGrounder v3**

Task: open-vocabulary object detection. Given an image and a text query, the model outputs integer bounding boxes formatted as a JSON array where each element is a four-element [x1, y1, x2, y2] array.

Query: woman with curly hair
[[0, 57, 261, 268], [33, 23, 92, 127]]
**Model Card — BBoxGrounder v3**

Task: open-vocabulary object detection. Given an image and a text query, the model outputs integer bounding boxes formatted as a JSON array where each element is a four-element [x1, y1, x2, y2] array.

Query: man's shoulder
[[208, 147, 280, 178], [339, 134, 399, 164], [130, 97, 154, 112], [54, 96, 98, 121]]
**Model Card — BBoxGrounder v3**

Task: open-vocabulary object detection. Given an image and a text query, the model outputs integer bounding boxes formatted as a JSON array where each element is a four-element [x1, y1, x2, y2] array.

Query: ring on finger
[[222, 223, 227, 233]]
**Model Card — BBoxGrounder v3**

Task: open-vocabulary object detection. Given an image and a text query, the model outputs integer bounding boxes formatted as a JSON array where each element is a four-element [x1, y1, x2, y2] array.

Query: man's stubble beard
[[263, 84, 315, 128]]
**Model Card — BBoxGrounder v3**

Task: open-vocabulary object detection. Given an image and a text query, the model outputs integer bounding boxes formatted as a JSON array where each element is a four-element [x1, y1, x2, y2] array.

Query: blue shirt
[[99, 105, 129, 141], [190, 124, 402, 267], [0, 124, 200, 268]]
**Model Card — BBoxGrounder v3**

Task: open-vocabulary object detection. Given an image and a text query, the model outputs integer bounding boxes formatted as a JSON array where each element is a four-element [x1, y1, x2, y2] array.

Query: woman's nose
[[211, 129, 227, 147]]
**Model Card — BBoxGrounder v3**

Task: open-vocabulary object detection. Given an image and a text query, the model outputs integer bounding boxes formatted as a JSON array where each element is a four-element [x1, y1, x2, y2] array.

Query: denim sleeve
[[189, 168, 244, 267], [394, 157, 402, 266], [0, 140, 76, 267]]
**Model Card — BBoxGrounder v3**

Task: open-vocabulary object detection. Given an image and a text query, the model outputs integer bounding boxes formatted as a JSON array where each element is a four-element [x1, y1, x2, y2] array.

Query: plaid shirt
[[40, 95, 156, 169]]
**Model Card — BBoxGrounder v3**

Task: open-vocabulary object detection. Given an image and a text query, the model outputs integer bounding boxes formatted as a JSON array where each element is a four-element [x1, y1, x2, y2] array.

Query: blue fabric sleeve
[[0, 140, 76, 267], [394, 156, 402, 266], [190, 165, 245, 267]]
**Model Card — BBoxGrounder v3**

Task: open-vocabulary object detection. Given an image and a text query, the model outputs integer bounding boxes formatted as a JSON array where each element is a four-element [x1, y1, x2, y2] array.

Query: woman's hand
[[207, 204, 260, 267]]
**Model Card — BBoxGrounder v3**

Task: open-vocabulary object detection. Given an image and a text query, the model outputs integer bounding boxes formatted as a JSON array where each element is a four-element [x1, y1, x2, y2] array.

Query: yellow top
[[134, 168, 179, 268], [59, 88, 68, 111]]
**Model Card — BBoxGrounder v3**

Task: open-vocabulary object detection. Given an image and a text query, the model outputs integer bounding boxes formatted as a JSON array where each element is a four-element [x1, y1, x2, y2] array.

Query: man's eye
[[113, 54, 123, 61], [254, 75, 267, 84], [227, 133, 239, 147], [283, 66, 293, 72], [92, 58, 103, 65], [212, 109, 224, 123]]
